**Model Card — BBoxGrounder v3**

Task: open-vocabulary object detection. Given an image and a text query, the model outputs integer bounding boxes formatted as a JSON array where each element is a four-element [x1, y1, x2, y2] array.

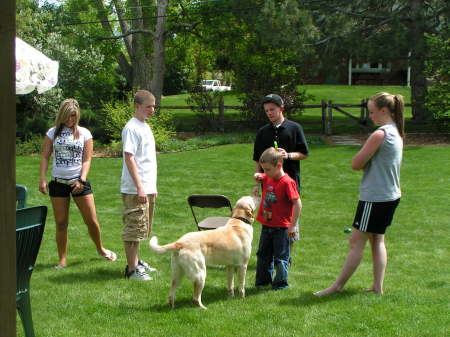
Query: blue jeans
[[255, 226, 290, 289]]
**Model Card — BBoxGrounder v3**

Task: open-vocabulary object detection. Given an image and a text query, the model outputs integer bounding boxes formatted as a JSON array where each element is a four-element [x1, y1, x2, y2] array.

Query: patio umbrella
[[15, 37, 59, 95]]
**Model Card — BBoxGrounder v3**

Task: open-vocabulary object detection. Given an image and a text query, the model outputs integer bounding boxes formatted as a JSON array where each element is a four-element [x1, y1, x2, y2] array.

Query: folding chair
[[16, 184, 28, 209], [16, 206, 47, 337], [187, 194, 232, 230]]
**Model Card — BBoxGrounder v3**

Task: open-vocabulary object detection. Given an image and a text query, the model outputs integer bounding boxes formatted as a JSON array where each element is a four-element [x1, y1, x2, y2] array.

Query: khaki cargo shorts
[[121, 193, 156, 242]]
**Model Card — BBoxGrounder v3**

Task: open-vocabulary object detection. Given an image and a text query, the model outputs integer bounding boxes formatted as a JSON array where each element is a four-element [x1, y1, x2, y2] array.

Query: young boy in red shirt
[[254, 147, 302, 289]]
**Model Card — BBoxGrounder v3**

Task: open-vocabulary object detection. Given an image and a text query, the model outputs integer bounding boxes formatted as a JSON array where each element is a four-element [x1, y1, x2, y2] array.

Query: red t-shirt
[[256, 173, 300, 228]]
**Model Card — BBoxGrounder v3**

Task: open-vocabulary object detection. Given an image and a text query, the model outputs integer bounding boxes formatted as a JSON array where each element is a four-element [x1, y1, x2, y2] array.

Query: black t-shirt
[[253, 119, 309, 190]]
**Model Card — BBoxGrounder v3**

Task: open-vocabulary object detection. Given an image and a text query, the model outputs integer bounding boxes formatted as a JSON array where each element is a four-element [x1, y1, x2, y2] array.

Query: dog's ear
[[244, 205, 255, 224]]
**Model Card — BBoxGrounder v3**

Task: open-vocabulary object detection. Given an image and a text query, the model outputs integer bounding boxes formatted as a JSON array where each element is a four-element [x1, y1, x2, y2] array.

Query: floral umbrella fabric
[[15, 37, 59, 95]]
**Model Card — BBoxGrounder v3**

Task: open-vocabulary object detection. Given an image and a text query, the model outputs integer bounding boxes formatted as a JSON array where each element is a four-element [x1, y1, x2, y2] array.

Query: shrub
[[239, 85, 312, 122], [93, 140, 122, 157], [186, 88, 227, 132], [101, 93, 176, 150], [16, 135, 43, 155]]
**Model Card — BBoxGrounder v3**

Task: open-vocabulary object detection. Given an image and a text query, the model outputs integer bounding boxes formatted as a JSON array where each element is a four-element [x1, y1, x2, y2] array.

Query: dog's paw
[[193, 299, 207, 310], [168, 296, 175, 309]]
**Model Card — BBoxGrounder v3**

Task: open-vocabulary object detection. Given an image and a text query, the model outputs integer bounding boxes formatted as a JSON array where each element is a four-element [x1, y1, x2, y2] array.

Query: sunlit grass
[[16, 143, 449, 337]]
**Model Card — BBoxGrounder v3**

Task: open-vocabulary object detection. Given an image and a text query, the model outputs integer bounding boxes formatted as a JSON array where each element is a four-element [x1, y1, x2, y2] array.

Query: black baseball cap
[[262, 94, 284, 107]]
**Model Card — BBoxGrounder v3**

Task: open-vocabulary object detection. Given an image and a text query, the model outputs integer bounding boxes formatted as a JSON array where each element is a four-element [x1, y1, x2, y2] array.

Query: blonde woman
[[314, 92, 404, 296], [39, 98, 116, 268]]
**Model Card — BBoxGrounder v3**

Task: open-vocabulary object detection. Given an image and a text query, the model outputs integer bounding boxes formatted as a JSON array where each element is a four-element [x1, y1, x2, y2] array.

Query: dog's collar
[[233, 216, 251, 225]]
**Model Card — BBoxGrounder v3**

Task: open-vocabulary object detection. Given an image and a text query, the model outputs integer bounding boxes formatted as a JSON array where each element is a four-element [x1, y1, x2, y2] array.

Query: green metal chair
[[16, 206, 47, 337], [16, 184, 28, 209]]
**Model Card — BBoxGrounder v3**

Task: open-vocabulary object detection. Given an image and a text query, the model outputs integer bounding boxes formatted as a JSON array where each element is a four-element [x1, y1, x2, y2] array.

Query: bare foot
[[313, 286, 342, 296], [55, 258, 67, 269]]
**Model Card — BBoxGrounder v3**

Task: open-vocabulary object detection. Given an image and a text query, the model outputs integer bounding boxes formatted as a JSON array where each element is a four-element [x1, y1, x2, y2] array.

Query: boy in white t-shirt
[[121, 90, 158, 281]]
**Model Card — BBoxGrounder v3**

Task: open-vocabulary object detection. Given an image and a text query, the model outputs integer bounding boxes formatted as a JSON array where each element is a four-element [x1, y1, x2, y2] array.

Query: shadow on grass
[[35, 260, 84, 271], [146, 284, 238, 312], [145, 284, 361, 312], [278, 289, 359, 307], [145, 281, 272, 312], [45, 266, 120, 284], [117, 300, 175, 313]]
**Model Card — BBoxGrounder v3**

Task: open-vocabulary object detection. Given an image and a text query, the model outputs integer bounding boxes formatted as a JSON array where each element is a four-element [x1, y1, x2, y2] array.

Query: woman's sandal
[[100, 250, 117, 262]]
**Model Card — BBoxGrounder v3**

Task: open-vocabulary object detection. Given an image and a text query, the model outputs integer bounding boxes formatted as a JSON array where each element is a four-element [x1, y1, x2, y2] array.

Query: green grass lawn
[[299, 84, 411, 104], [16, 143, 449, 337], [161, 85, 411, 107]]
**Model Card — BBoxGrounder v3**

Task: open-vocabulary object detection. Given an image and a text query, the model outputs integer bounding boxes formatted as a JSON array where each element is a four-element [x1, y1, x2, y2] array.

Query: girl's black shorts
[[352, 199, 400, 234], [49, 180, 93, 198]]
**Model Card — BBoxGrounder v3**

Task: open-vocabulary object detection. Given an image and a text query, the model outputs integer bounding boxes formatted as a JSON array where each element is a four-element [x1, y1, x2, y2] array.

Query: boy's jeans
[[255, 226, 290, 289]]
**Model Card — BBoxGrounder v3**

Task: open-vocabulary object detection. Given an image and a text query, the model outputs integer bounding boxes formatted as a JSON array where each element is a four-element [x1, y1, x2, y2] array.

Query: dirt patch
[[404, 133, 449, 146], [176, 132, 198, 140], [92, 152, 121, 158]]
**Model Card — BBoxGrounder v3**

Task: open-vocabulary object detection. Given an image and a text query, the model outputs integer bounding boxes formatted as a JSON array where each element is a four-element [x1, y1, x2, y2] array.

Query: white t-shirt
[[46, 126, 93, 179], [120, 117, 157, 194]]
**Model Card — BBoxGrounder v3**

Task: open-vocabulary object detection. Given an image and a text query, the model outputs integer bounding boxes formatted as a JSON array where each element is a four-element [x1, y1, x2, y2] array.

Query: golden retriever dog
[[149, 196, 257, 309]]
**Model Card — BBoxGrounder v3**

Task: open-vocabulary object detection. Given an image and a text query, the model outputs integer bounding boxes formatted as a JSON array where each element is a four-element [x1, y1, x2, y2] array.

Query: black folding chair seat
[[187, 194, 232, 230]]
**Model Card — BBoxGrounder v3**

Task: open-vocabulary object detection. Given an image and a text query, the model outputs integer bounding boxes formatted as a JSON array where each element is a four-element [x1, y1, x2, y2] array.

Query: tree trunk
[[130, 0, 153, 91], [93, 0, 132, 86], [150, 0, 169, 106], [95, 0, 169, 98], [409, 0, 429, 120], [131, 35, 153, 91]]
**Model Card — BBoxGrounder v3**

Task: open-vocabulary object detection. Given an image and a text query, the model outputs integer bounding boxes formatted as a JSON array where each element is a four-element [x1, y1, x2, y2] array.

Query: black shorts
[[352, 199, 400, 234], [49, 179, 93, 198]]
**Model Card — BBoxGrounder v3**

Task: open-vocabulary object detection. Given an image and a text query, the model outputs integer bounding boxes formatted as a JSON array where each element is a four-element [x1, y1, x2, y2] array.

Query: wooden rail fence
[[160, 99, 413, 135]]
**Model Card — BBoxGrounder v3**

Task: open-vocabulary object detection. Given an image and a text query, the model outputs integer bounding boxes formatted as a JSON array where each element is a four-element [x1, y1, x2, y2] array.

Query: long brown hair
[[370, 92, 405, 138], [54, 98, 80, 139]]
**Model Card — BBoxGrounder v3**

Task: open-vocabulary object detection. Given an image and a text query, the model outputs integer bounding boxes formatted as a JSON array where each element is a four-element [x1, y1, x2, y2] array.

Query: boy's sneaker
[[124, 265, 152, 281], [138, 259, 157, 272]]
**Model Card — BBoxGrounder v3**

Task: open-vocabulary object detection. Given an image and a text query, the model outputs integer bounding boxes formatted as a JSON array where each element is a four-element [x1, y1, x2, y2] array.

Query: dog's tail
[[149, 236, 181, 254]]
